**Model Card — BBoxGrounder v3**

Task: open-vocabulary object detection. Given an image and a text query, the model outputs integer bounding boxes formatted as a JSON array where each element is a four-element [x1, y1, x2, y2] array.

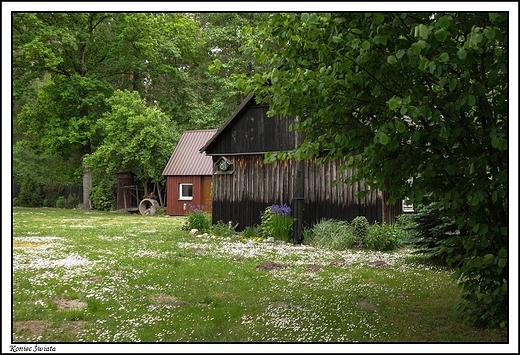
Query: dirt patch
[[13, 241, 45, 249], [151, 294, 190, 307], [306, 264, 324, 272], [230, 256, 244, 262], [13, 320, 50, 342], [329, 258, 348, 266], [357, 297, 378, 311], [52, 297, 87, 310], [192, 247, 206, 254], [13, 320, 89, 342], [256, 261, 285, 271], [368, 260, 390, 268]]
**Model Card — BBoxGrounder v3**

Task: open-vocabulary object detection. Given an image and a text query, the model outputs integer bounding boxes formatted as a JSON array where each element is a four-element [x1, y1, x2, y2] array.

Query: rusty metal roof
[[162, 129, 217, 176]]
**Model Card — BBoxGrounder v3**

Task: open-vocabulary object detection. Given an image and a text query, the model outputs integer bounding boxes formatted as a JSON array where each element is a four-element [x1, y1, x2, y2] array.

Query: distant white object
[[189, 229, 199, 236], [228, 221, 239, 230]]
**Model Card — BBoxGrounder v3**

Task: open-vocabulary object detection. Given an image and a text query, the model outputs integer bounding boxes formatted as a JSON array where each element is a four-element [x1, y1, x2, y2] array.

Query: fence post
[[292, 197, 304, 244]]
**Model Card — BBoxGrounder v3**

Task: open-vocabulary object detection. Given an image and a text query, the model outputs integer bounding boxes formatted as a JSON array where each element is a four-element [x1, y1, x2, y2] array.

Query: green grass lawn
[[9, 207, 508, 349]]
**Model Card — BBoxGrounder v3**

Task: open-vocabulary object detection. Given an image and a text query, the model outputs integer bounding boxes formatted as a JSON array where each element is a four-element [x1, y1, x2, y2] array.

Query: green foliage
[[14, 176, 43, 207], [243, 12, 508, 328], [306, 219, 356, 250], [211, 221, 236, 238], [408, 203, 462, 264], [307, 218, 405, 252], [13, 13, 266, 208], [42, 182, 65, 208], [440, 232, 508, 328], [260, 204, 293, 241], [12, 144, 82, 187], [241, 225, 264, 239], [89, 181, 116, 211], [392, 213, 417, 247], [183, 206, 212, 234], [364, 223, 403, 252], [55, 195, 81, 209], [351, 216, 369, 244], [84, 90, 179, 187]]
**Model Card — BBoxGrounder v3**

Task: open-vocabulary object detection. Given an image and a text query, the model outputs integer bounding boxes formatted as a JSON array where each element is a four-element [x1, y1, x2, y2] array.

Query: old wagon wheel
[[139, 198, 159, 216]]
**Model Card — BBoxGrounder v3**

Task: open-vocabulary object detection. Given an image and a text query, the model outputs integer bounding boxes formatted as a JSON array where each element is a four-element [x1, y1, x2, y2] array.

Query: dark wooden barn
[[162, 129, 216, 216], [200, 94, 403, 237]]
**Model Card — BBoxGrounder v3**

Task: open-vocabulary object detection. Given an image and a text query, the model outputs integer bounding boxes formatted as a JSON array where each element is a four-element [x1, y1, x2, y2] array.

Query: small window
[[179, 183, 193, 200]]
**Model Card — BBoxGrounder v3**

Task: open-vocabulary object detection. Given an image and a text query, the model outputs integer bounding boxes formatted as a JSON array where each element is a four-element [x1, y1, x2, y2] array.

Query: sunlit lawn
[[10, 207, 508, 349]]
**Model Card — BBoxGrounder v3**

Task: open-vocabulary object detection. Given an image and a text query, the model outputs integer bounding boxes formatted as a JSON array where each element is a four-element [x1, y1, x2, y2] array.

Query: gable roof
[[199, 93, 255, 154], [162, 129, 217, 176]]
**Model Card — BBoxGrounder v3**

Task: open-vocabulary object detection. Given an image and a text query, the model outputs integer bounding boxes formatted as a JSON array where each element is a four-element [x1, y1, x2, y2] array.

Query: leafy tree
[[104, 13, 204, 127], [12, 13, 203, 206], [13, 13, 117, 207], [179, 13, 271, 130], [84, 89, 180, 204], [242, 13, 508, 327]]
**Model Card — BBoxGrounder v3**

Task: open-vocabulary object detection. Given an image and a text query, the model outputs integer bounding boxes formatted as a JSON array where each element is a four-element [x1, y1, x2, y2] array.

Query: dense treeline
[[12, 12, 269, 208]]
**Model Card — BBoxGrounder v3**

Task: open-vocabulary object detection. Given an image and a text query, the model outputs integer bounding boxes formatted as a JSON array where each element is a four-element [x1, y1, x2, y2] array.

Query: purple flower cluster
[[270, 203, 291, 215], [188, 204, 206, 212]]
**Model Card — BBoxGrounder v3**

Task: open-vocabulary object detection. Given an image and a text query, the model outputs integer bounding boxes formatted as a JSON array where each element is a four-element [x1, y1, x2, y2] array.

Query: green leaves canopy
[[242, 12, 508, 327], [84, 90, 180, 184]]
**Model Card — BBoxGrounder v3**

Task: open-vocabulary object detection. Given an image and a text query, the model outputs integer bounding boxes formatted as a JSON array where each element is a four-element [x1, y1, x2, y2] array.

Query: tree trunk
[[82, 157, 92, 209]]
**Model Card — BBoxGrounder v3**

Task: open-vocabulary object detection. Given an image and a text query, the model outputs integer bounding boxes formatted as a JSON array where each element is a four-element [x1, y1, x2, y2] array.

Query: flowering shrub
[[260, 204, 293, 241]]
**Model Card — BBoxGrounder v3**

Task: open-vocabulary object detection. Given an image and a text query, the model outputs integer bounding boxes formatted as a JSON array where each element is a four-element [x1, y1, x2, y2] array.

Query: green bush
[[406, 203, 506, 327], [351, 216, 369, 246], [211, 220, 235, 238], [55, 195, 81, 209], [407, 203, 462, 265], [42, 182, 64, 207], [393, 213, 417, 246], [241, 225, 263, 239], [15, 176, 43, 207], [307, 219, 356, 250], [260, 204, 293, 241], [184, 205, 212, 234], [89, 181, 115, 211], [363, 222, 402, 251]]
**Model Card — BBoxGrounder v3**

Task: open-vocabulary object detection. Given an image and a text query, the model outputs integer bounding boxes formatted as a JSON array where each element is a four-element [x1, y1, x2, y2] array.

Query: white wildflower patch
[[12, 213, 466, 343], [14, 236, 62, 243]]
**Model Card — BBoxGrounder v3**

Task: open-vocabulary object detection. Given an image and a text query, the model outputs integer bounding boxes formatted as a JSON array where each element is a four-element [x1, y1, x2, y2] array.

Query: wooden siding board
[[166, 176, 209, 216], [209, 151, 401, 230], [204, 104, 302, 156]]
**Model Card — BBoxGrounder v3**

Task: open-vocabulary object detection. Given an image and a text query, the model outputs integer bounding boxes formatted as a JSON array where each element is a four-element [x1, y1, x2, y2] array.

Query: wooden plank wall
[[205, 106, 302, 155], [211, 155, 401, 230], [166, 175, 206, 216]]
